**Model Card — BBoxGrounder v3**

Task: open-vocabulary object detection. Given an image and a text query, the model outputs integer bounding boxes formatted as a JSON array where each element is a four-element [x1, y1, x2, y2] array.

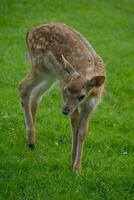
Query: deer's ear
[[85, 75, 105, 89], [62, 55, 76, 76]]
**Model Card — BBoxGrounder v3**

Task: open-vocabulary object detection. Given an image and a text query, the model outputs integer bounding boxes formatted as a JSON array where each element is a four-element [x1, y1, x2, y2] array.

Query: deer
[[19, 22, 106, 174]]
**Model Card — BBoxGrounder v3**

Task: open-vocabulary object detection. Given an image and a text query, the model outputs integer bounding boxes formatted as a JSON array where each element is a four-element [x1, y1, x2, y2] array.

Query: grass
[[0, 0, 134, 199]]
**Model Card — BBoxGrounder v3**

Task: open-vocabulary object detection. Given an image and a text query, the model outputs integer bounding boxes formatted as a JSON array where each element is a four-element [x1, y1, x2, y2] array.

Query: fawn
[[19, 23, 105, 173]]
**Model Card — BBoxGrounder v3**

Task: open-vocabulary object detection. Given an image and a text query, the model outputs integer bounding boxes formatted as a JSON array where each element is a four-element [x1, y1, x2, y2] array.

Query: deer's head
[[61, 55, 105, 115]]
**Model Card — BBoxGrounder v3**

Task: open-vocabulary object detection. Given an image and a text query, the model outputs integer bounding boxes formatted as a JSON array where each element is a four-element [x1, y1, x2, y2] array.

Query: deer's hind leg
[[19, 69, 54, 149], [30, 77, 54, 125]]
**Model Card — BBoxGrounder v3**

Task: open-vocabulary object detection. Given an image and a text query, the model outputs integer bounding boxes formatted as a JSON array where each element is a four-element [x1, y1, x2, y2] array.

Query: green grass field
[[0, 0, 134, 199]]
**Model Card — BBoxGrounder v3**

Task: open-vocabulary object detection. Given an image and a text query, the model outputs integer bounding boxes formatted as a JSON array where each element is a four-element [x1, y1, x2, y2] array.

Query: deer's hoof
[[73, 163, 81, 175], [28, 144, 35, 150]]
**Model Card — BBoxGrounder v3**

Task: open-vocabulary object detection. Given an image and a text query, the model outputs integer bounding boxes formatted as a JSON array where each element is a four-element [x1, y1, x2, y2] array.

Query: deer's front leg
[[73, 115, 89, 173], [70, 109, 80, 167], [73, 95, 100, 173]]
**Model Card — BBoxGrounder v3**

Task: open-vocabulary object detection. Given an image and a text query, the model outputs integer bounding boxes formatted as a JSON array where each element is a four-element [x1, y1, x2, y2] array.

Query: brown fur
[[19, 22, 106, 174]]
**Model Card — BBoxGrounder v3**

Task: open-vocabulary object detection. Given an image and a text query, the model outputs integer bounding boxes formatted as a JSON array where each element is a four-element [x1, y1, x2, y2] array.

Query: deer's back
[[27, 23, 105, 78]]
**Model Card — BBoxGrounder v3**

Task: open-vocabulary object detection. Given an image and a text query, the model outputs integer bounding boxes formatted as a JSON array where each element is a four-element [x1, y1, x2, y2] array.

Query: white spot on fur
[[36, 44, 42, 49], [33, 44, 36, 48]]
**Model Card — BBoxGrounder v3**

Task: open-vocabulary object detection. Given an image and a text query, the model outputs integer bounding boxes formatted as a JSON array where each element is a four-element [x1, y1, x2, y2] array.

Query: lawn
[[0, 0, 134, 199]]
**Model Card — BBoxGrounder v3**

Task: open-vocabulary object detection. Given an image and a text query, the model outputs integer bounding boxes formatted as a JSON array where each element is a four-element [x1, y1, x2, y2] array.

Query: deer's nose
[[62, 106, 70, 115]]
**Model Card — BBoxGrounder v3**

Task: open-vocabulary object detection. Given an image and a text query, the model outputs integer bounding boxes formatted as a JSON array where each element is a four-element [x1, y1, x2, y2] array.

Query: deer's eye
[[78, 94, 85, 101]]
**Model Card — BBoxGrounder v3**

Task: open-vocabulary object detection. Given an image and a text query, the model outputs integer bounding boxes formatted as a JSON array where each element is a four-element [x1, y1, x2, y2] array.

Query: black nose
[[62, 107, 70, 115]]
